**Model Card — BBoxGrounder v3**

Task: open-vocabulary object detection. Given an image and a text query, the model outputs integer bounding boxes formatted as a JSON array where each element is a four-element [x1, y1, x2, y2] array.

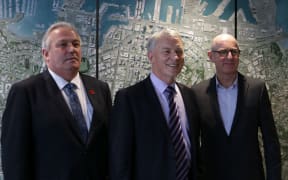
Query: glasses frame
[[212, 49, 241, 57]]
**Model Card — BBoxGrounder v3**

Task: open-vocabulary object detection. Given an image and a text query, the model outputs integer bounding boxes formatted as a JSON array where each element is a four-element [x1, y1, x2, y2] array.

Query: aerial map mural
[[98, 0, 288, 178], [0, 0, 287, 178]]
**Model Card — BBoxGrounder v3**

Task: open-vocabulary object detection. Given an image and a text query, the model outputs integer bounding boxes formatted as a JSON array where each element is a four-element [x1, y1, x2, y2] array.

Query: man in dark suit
[[191, 33, 281, 180], [1, 21, 112, 180], [109, 29, 199, 180]]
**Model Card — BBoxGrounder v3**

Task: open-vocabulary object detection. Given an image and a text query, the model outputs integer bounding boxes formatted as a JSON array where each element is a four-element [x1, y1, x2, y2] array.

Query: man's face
[[42, 27, 82, 77], [148, 35, 184, 84], [208, 35, 240, 77]]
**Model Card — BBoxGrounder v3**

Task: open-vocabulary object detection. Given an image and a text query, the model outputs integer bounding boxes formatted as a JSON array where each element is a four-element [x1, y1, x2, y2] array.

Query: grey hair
[[41, 21, 81, 50], [146, 28, 183, 53]]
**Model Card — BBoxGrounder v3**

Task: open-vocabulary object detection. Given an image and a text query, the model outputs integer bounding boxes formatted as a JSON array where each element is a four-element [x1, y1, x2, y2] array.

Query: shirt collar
[[216, 75, 238, 89], [48, 68, 81, 90], [150, 72, 176, 94]]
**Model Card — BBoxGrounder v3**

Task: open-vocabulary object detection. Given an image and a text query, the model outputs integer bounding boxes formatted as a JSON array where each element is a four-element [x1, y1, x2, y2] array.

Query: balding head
[[211, 33, 239, 51]]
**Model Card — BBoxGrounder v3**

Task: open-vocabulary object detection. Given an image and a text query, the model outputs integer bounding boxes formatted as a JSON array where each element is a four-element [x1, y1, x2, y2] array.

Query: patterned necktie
[[63, 83, 88, 143], [164, 86, 190, 180]]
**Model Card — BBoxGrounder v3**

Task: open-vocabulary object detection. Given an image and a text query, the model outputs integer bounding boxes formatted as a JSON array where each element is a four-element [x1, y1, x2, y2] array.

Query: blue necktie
[[63, 83, 88, 143], [164, 86, 190, 180]]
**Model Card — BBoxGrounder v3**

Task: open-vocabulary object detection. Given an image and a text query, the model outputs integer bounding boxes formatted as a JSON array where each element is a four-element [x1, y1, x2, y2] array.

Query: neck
[[216, 73, 237, 88], [64, 72, 78, 82], [57, 71, 78, 82]]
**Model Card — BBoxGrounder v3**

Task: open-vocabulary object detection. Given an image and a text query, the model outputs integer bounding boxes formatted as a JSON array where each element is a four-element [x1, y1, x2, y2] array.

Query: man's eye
[[176, 50, 183, 55], [231, 49, 240, 55], [163, 50, 170, 54], [59, 43, 67, 47], [216, 50, 227, 55], [73, 42, 80, 47]]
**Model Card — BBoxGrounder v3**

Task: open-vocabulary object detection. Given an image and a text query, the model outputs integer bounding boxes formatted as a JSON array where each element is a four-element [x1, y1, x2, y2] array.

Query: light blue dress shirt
[[216, 77, 238, 135], [150, 73, 191, 159]]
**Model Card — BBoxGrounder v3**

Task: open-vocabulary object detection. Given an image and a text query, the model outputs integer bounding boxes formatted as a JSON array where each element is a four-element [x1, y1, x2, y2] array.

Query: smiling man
[[191, 33, 281, 180], [1, 21, 112, 180], [109, 29, 199, 180]]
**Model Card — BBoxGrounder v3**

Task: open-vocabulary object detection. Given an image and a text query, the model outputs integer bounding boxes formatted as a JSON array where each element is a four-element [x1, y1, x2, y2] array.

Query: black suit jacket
[[109, 76, 199, 180], [191, 73, 281, 180], [1, 70, 112, 180]]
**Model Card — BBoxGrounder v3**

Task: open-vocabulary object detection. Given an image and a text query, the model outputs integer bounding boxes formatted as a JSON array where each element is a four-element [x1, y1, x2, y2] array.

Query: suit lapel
[[230, 73, 247, 134], [81, 75, 98, 145], [178, 84, 196, 161], [81, 74, 111, 145], [208, 73, 248, 136], [43, 71, 85, 144], [177, 84, 193, 139], [143, 77, 171, 138], [207, 76, 225, 131]]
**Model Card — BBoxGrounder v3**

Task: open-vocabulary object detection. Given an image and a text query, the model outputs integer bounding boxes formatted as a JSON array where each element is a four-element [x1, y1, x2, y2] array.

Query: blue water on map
[[2, 0, 96, 39], [81, 0, 96, 12], [201, 0, 256, 24], [99, 0, 182, 45], [141, 0, 182, 23], [1, 0, 287, 41], [200, 0, 288, 31], [276, 0, 288, 32], [6, 0, 58, 38]]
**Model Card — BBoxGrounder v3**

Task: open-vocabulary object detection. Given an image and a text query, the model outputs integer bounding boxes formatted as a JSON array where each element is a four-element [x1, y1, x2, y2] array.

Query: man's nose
[[171, 51, 180, 60], [226, 50, 233, 58], [67, 43, 76, 51]]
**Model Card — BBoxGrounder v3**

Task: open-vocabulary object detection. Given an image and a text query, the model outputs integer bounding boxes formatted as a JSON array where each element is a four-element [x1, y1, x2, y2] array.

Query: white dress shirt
[[48, 69, 93, 130]]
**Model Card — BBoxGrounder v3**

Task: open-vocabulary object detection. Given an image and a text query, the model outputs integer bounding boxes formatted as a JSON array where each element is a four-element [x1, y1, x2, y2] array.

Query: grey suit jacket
[[191, 73, 281, 180], [109, 76, 199, 180], [1, 70, 112, 180]]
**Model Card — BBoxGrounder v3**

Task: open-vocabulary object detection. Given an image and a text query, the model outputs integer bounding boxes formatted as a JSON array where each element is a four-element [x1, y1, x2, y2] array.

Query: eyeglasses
[[212, 49, 240, 57]]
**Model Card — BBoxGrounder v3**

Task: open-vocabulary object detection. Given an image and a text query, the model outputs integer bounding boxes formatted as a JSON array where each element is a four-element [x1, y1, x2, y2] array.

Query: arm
[[109, 90, 134, 180], [259, 85, 282, 180], [1, 84, 34, 180]]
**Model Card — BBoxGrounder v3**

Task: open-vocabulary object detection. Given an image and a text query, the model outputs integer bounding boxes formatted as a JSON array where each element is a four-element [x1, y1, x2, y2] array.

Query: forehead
[[156, 35, 183, 48], [50, 27, 80, 41], [212, 35, 238, 49]]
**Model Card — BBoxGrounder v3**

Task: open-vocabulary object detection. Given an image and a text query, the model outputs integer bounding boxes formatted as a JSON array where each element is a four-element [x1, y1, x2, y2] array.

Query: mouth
[[224, 62, 235, 66], [167, 64, 179, 67], [65, 57, 79, 61]]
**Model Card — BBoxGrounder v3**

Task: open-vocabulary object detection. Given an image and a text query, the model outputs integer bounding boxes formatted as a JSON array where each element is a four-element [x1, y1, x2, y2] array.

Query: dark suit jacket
[[191, 73, 281, 180], [1, 70, 112, 180], [109, 76, 199, 180]]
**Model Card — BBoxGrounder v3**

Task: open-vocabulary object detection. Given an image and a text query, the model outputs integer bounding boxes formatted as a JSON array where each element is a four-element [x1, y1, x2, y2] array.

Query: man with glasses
[[191, 33, 281, 180]]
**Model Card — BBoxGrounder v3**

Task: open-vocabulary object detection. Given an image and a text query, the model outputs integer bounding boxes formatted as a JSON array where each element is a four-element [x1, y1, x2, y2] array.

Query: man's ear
[[207, 51, 213, 62], [42, 49, 47, 58], [147, 51, 153, 63], [42, 49, 49, 63]]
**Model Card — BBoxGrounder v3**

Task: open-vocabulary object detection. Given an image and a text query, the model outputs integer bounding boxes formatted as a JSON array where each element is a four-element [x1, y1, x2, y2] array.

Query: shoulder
[[192, 79, 210, 88], [113, 77, 157, 105], [80, 73, 106, 84], [80, 73, 110, 90], [177, 82, 193, 94], [116, 78, 149, 97], [191, 78, 213, 92], [239, 74, 266, 88], [9, 72, 47, 91], [5, 73, 50, 106]]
